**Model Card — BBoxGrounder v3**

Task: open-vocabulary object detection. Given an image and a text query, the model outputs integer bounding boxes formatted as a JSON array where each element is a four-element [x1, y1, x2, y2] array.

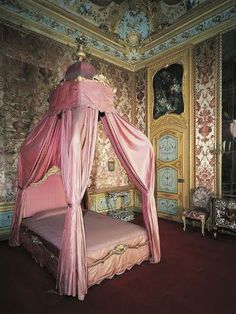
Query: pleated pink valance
[[49, 79, 115, 115]]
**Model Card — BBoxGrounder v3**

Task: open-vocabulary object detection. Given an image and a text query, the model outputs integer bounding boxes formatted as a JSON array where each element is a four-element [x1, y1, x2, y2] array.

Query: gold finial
[[74, 36, 87, 61]]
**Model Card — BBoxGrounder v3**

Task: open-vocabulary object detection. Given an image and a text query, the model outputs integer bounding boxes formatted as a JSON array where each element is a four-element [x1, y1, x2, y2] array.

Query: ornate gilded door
[[147, 48, 193, 222], [151, 120, 188, 221]]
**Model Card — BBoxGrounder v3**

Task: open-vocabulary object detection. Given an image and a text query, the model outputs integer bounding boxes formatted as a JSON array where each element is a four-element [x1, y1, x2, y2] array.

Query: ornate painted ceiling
[[0, 0, 236, 70], [49, 0, 206, 40]]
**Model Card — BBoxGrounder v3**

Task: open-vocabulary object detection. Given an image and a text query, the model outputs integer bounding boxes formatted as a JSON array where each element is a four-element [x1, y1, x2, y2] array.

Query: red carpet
[[0, 218, 235, 314]]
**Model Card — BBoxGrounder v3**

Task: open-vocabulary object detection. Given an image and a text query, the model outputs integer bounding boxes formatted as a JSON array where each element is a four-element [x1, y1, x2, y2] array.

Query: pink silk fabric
[[101, 114, 161, 263], [58, 106, 98, 299], [49, 79, 115, 115], [9, 78, 161, 300], [23, 175, 67, 218], [9, 115, 61, 246]]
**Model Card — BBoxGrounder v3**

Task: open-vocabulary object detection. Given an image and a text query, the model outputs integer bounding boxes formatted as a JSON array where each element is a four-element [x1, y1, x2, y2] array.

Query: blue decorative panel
[[157, 198, 178, 215], [90, 191, 132, 213], [98, 197, 109, 212], [157, 167, 178, 193], [118, 10, 149, 40], [158, 135, 178, 162], [0, 210, 13, 229]]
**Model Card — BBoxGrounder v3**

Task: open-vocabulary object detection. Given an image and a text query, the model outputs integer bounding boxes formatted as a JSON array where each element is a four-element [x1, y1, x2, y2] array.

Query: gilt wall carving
[[0, 24, 132, 202]]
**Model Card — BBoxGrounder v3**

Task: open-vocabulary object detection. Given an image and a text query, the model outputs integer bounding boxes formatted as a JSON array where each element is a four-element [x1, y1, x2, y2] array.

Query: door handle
[[178, 178, 184, 183]]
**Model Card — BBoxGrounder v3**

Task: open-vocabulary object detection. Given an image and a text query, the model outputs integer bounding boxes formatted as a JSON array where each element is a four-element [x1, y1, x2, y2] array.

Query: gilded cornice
[[0, 0, 235, 70], [27, 0, 124, 50], [136, 0, 236, 70], [143, 0, 234, 50], [0, 0, 134, 70]]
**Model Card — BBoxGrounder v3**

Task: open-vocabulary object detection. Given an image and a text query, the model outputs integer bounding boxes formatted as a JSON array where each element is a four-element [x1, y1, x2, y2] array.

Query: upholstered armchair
[[182, 187, 211, 236]]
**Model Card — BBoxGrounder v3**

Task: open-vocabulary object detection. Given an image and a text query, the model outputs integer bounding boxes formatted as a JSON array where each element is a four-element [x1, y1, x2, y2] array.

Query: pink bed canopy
[[9, 60, 161, 300]]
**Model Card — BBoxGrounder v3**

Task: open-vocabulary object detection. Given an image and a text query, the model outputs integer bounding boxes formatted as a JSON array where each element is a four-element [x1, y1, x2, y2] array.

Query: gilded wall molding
[[150, 115, 188, 138], [215, 34, 222, 195], [147, 46, 193, 221], [147, 47, 192, 138]]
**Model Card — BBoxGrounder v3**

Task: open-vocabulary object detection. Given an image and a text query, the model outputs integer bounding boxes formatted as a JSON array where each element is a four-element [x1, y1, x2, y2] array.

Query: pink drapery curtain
[[9, 115, 61, 246], [9, 78, 161, 300], [58, 106, 98, 300], [101, 113, 161, 263]]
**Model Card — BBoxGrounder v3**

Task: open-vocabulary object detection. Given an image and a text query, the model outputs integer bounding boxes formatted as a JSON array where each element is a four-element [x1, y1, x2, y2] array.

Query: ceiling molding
[[135, 18, 236, 71], [28, 0, 124, 50], [143, 0, 232, 49], [0, 0, 235, 71]]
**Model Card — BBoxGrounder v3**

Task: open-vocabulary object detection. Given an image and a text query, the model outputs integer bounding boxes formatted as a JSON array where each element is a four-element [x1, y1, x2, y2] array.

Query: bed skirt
[[19, 224, 150, 288]]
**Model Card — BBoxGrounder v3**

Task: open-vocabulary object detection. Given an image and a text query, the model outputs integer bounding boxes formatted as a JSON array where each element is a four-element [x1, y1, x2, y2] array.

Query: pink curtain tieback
[[67, 203, 81, 208], [143, 190, 152, 197], [17, 186, 23, 190]]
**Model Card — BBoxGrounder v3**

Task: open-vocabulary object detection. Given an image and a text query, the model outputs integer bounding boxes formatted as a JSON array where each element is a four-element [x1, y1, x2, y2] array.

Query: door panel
[[147, 48, 193, 222], [153, 129, 184, 221]]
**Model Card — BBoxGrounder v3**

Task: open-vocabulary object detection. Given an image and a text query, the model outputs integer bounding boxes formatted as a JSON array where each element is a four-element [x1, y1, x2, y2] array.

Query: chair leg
[[207, 218, 210, 232], [182, 216, 186, 231], [201, 220, 205, 236]]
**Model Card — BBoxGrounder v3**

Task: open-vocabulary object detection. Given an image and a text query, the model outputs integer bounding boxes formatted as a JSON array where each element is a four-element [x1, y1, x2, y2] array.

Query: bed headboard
[[23, 166, 67, 218]]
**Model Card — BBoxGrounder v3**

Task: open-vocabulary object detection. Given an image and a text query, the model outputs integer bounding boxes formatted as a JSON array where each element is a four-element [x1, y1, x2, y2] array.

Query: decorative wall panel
[[157, 167, 178, 194], [89, 189, 135, 213], [0, 23, 132, 203], [0, 210, 13, 229], [88, 59, 132, 191], [194, 37, 219, 191], [158, 135, 178, 162], [135, 70, 146, 133], [0, 204, 14, 240], [157, 198, 178, 215]]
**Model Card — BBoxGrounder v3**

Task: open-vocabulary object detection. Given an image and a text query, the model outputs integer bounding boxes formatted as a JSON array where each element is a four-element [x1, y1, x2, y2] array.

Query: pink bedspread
[[22, 209, 148, 262], [22, 207, 66, 252], [22, 209, 149, 287], [84, 210, 148, 266]]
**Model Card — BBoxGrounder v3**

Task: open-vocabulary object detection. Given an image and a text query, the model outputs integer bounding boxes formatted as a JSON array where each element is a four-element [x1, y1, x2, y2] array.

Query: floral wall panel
[[135, 70, 146, 133], [0, 53, 6, 202], [194, 37, 219, 191], [88, 60, 132, 190], [88, 122, 129, 190], [0, 24, 132, 202]]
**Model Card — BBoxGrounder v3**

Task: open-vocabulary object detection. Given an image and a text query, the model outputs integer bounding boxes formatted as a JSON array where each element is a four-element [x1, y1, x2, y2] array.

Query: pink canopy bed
[[9, 60, 161, 300]]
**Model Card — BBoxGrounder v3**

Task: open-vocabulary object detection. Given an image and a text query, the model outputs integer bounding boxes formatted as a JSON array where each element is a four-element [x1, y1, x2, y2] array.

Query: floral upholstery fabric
[[191, 187, 211, 212], [215, 199, 236, 231], [182, 209, 206, 222], [182, 186, 211, 221], [182, 187, 211, 236]]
